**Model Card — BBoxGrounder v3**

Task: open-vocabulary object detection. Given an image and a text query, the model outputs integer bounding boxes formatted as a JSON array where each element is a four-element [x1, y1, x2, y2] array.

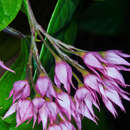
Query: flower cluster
[[3, 49, 130, 130], [1, 2, 130, 129]]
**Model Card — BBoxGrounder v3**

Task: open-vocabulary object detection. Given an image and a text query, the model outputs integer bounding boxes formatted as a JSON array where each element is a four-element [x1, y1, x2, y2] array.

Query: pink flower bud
[[39, 101, 59, 130], [3, 99, 34, 127], [82, 52, 103, 70], [54, 61, 72, 93], [84, 74, 101, 92], [48, 124, 61, 130], [9, 80, 30, 103], [35, 75, 55, 97], [16, 99, 33, 126], [56, 92, 72, 120], [74, 87, 99, 123], [104, 50, 130, 66], [60, 121, 76, 130], [32, 97, 45, 127]]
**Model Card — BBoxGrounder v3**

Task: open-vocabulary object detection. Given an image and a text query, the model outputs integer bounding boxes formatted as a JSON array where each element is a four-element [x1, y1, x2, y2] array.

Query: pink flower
[[98, 78, 130, 116], [48, 121, 76, 130], [56, 92, 72, 120], [84, 73, 101, 92], [32, 97, 45, 127], [103, 67, 126, 86], [35, 74, 55, 97], [48, 124, 61, 130], [60, 121, 76, 130], [70, 99, 81, 130], [3, 99, 33, 127], [39, 101, 60, 130], [0, 60, 14, 73], [74, 87, 99, 123], [9, 80, 30, 103], [103, 50, 130, 66], [82, 52, 103, 70], [54, 61, 73, 93]]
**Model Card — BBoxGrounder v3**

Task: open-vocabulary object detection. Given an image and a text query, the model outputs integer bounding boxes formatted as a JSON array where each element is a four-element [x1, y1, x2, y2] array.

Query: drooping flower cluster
[[3, 49, 130, 130]]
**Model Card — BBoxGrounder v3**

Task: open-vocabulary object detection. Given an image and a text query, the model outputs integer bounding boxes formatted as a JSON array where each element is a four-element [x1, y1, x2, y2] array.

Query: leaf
[[39, 0, 80, 71], [82, 108, 109, 130], [9, 121, 42, 130], [0, 38, 29, 116], [78, 0, 127, 35], [0, 32, 20, 61], [0, 118, 9, 130], [0, 0, 23, 31]]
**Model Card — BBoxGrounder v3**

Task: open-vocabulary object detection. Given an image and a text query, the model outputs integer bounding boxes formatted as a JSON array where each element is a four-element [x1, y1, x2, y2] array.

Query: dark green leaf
[[82, 108, 109, 130], [0, 38, 29, 116], [0, 0, 23, 31], [0, 118, 9, 130], [79, 0, 127, 35]]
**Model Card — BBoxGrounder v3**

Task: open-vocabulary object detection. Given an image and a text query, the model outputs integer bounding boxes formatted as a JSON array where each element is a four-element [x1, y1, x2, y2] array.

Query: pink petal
[[105, 51, 130, 66], [103, 98, 117, 117], [46, 83, 56, 98], [39, 104, 48, 130], [60, 121, 76, 130], [55, 62, 70, 93], [80, 103, 96, 123], [35, 76, 50, 97], [16, 100, 33, 126], [0, 60, 15, 73], [46, 102, 59, 124], [105, 89, 125, 111], [56, 92, 71, 120], [48, 124, 61, 130], [84, 97, 95, 117], [104, 67, 125, 85], [3, 103, 17, 119], [84, 74, 100, 92], [54, 75, 61, 88], [32, 98, 45, 110], [83, 52, 103, 69]]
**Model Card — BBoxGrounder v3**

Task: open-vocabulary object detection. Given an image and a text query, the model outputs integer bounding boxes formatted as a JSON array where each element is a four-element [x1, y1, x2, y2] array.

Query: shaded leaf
[[0, 38, 29, 116], [0, 0, 23, 31], [0, 32, 20, 61]]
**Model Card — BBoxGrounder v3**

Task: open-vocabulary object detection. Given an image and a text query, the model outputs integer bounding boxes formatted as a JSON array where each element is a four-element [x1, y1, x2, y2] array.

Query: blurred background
[[0, 0, 130, 129]]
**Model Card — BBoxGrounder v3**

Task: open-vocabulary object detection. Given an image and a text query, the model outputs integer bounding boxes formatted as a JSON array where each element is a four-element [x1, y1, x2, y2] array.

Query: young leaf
[[0, 0, 23, 31]]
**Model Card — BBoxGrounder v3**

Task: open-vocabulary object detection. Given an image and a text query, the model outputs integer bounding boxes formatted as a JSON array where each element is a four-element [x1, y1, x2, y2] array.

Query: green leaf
[[0, 38, 29, 116], [0, 0, 23, 31], [0, 118, 9, 130], [9, 121, 42, 130], [79, 0, 127, 35], [82, 108, 109, 130], [39, 0, 80, 71], [47, 0, 80, 35]]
